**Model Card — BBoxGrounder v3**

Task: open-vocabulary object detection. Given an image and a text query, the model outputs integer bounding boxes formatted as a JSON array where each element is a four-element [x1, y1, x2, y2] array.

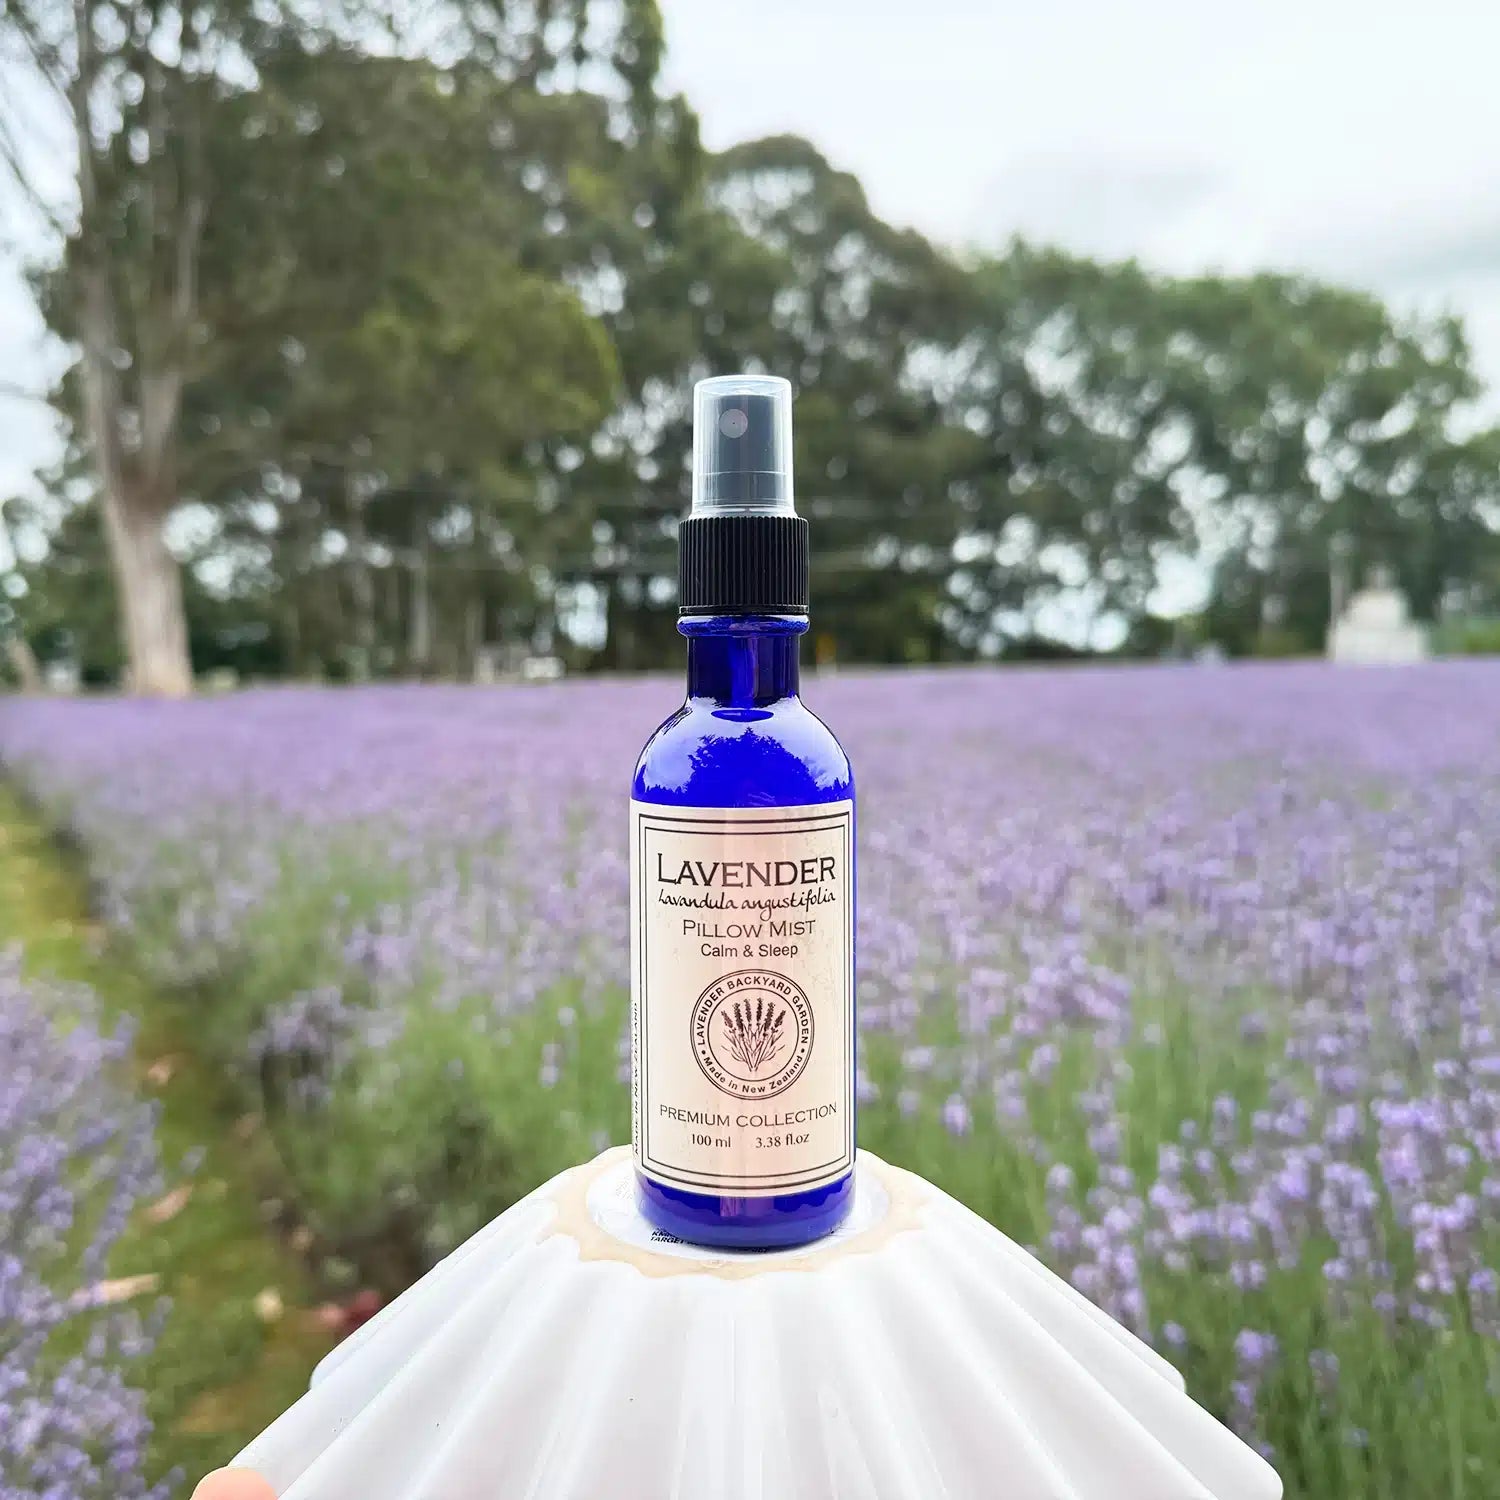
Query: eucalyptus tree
[[0, 0, 668, 689]]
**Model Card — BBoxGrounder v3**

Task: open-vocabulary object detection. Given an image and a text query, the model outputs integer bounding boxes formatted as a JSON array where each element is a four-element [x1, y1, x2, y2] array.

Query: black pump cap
[[680, 374, 808, 615]]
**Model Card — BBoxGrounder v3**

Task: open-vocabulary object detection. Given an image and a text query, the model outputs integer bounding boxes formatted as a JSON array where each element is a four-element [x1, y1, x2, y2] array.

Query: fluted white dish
[[236, 1147, 1281, 1500]]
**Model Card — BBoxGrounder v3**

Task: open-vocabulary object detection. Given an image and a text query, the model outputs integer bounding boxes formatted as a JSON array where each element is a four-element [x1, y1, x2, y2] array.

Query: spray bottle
[[630, 374, 856, 1248]]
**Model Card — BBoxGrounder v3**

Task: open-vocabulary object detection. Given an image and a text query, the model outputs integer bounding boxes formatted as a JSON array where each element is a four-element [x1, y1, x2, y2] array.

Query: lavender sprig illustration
[[721, 996, 787, 1073]]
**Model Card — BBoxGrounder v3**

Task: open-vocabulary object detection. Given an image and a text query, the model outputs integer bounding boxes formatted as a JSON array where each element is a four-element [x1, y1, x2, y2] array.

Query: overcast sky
[[659, 0, 1500, 370], [5, 0, 1499, 515]]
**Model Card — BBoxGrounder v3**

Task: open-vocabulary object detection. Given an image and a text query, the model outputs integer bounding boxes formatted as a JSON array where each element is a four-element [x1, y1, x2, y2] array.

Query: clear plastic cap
[[691, 374, 796, 515]]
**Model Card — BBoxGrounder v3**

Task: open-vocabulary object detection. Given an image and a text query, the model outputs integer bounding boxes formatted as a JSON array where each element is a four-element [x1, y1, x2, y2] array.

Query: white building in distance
[[1327, 567, 1430, 664]]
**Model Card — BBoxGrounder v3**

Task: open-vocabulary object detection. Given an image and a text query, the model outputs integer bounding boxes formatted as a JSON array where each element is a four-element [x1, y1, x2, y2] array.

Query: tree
[[1, 0, 264, 691], [700, 137, 981, 662], [561, 133, 981, 667], [1153, 275, 1500, 654], [949, 249, 1500, 657], [1, 0, 670, 691], [182, 43, 631, 677]]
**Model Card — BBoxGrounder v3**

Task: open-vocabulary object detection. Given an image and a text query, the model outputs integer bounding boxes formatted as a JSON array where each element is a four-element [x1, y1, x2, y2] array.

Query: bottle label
[[630, 799, 855, 1196]]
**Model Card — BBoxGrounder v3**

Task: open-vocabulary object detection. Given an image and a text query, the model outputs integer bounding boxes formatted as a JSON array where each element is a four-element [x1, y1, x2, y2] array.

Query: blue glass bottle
[[630, 377, 855, 1248]]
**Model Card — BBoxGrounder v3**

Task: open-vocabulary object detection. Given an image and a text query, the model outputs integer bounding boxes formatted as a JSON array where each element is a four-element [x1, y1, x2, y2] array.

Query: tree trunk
[[63, 0, 193, 698], [346, 472, 375, 680], [463, 593, 483, 680], [409, 534, 432, 675], [603, 580, 624, 670], [75, 265, 193, 697], [100, 486, 193, 696], [382, 564, 401, 657], [0, 503, 43, 691], [6, 637, 43, 692]]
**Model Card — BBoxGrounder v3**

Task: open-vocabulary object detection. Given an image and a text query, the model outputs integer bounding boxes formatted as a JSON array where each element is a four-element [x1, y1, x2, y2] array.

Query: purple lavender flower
[[941, 1093, 972, 1137], [0, 952, 170, 1498]]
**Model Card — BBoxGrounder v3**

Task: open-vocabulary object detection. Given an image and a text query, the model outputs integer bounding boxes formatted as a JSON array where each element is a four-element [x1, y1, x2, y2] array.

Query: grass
[[0, 787, 332, 1489]]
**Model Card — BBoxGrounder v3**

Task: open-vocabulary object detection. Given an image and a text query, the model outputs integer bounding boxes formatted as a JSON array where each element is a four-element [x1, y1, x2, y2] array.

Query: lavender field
[[0, 955, 167, 1499], [4, 660, 1500, 1496]]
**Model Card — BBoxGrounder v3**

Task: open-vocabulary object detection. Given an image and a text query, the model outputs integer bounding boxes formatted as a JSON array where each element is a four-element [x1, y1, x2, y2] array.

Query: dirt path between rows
[[0, 787, 332, 1488]]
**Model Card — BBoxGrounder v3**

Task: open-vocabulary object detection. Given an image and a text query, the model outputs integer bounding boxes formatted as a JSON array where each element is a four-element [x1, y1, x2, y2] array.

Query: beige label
[[631, 800, 855, 1196]]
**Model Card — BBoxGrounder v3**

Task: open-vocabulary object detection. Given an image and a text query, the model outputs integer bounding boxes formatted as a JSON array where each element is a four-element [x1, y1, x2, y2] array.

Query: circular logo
[[690, 969, 814, 1100]]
